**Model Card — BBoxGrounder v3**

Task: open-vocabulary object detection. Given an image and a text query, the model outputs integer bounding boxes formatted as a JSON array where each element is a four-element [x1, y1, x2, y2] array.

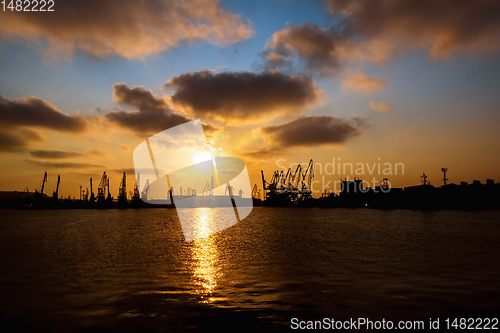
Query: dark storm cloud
[[260, 116, 360, 147], [0, 0, 253, 59], [166, 70, 322, 123], [106, 83, 224, 136], [0, 95, 88, 132]]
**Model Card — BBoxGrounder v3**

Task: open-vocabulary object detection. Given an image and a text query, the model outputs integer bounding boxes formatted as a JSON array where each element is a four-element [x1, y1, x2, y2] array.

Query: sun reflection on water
[[190, 208, 221, 303]]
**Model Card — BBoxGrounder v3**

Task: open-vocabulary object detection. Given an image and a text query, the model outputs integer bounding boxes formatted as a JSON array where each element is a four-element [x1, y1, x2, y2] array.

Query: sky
[[0, 0, 499, 198]]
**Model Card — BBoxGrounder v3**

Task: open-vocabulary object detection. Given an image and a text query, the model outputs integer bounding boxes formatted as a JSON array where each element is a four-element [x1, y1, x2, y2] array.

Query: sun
[[193, 151, 213, 165]]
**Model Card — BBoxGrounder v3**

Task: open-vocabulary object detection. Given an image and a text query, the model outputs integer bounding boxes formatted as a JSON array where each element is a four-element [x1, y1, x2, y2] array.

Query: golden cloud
[[107, 83, 226, 139], [260, 116, 361, 147], [327, 0, 500, 59], [0, 0, 253, 59], [369, 102, 392, 113], [341, 71, 387, 93]]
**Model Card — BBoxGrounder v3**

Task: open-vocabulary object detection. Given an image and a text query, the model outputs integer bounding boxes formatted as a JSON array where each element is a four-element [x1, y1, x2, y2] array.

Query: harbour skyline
[[1, 0, 499, 198]]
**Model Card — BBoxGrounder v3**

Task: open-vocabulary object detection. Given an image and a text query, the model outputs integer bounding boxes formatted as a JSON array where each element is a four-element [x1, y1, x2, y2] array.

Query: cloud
[[0, 94, 89, 151], [24, 159, 134, 175], [263, 23, 392, 75], [0, 128, 43, 152], [369, 102, 392, 113], [166, 70, 322, 123], [29, 149, 107, 159], [106, 83, 226, 137], [107, 83, 190, 133], [327, 0, 500, 59], [0, 95, 88, 132], [266, 53, 287, 65], [265, 24, 342, 75], [105, 104, 191, 135], [0, 0, 253, 59], [341, 71, 386, 93], [24, 159, 105, 169], [260, 116, 361, 147], [112, 167, 136, 175], [264, 2, 500, 75], [30, 150, 83, 159], [237, 147, 283, 159], [113, 83, 169, 112], [87, 149, 107, 157]]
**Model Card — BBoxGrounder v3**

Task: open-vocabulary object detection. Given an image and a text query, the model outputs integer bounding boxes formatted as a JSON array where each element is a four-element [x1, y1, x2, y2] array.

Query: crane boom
[[119, 172, 126, 197], [97, 172, 108, 201], [141, 179, 150, 200], [52, 175, 60, 199], [40, 171, 47, 194]]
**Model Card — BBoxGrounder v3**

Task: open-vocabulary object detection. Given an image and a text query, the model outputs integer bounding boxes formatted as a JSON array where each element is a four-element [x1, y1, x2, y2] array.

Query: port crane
[[421, 173, 428, 186], [118, 172, 127, 204], [296, 159, 315, 195], [107, 178, 112, 202], [35, 171, 47, 195], [52, 175, 60, 200], [97, 172, 108, 202], [382, 178, 389, 191], [287, 165, 302, 194], [202, 180, 213, 196], [141, 179, 150, 200], [322, 186, 331, 197], [267, 170, 284, 195], [441, 167, 448, 186], [261, 159, 316, 203], [225, 184, 234, 196], [89, 177, 95, 203], [132, 179, 140, 201], [252, 184, 260, 199]]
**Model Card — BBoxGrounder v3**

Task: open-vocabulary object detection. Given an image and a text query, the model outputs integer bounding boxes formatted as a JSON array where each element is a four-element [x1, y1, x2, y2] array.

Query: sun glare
[[193, 151, 213, 165]]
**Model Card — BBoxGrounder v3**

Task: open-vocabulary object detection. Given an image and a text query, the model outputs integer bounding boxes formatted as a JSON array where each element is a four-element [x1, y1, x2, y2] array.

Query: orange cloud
[[0, 95, 87, 132], [237, 147, 283, 160], [369, 102, 392, 113], [0, 94, 90, 151], [29, 149, 107, 159], [0, 128, 42, 152], [0, 0, 253, 59], [260, 116, 361, 147], [24, 159, 106, 170], [327, 0, 500, 59], [265, 24, 341, 75], [266, 53, 287, 64], [264, 1, 500, 75], [107, 83, 226, 139], [341, 71, 387, 93]]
